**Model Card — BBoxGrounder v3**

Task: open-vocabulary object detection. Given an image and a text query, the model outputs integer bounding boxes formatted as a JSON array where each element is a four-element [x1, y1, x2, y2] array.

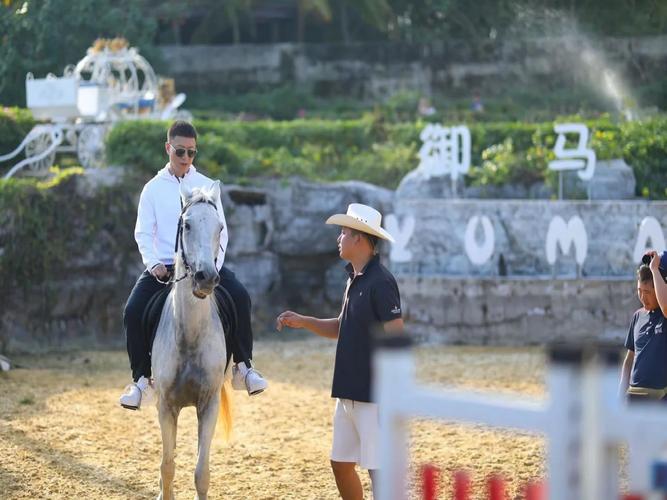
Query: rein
[[155, 197, 219, 285]]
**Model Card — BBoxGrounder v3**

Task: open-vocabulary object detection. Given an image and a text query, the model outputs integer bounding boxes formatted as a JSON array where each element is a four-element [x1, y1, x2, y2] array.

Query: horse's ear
[[179, 181, 192, 204], [210, 180, 221, 203]]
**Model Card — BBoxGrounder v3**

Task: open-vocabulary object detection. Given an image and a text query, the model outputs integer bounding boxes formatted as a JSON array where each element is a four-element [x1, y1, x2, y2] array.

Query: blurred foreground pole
[[375, 335, 412, 500]]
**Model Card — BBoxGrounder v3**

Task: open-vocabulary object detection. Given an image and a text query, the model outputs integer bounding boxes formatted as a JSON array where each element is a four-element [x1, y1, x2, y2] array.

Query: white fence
[[373, 338, 667, 500]]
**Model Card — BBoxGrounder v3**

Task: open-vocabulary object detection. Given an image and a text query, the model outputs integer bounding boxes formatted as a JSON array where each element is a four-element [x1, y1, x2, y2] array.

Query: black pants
[[124, 266, 253, 382]]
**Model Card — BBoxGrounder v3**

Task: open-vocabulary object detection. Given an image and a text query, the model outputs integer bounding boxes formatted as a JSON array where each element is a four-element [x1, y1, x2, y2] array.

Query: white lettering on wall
[[385, 214, 415, 263], [548, 123, 596, 181], [464, 215, 495, 265], [417, 124, 471, 180], [633, 216, 666, 263], [545, 216, 588, 265]]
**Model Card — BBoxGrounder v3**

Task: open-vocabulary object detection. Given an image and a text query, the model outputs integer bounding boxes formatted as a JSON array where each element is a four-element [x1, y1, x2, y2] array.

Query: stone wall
[[2, 171, 662, 351], [0, 168, 140, 352], [224, 179, 658, 346], [389, 198, 667, 277], [161, 35, 667, 98], [399, 276, 633, 345], [223, 178, 394, 325]]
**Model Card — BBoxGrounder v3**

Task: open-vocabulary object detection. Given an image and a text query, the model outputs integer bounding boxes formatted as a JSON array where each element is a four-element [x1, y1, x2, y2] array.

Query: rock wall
[[2, 170, 662, 351], [0, 168, 140, 352], [390, 198, 667, 277], [224, 178, 657, 346], [223, 178, 394, 324], [161, 35, 667, 98], [399, 276, 633, 345]]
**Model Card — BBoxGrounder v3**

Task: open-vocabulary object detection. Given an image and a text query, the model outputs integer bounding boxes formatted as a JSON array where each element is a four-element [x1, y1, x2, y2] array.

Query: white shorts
[[330, 398, 380, 470]]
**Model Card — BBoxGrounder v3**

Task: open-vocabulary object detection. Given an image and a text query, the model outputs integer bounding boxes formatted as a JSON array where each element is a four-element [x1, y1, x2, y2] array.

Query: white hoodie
[[134, 163, 229, 272]]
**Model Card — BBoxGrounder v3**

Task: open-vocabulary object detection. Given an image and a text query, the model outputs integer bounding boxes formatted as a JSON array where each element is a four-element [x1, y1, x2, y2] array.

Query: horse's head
[[178, 180, 224, 299]]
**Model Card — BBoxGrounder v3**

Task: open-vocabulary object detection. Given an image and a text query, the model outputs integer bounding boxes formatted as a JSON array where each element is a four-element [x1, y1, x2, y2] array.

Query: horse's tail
[[217, 379, 233, 441]]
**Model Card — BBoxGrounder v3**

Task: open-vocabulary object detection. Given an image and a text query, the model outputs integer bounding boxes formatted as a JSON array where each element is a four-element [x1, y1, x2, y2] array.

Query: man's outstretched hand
[[276, 311, 305, 331]]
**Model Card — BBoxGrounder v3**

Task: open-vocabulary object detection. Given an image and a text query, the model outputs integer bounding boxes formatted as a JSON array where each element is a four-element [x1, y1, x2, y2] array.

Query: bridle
[[155, 197, 220, 285]]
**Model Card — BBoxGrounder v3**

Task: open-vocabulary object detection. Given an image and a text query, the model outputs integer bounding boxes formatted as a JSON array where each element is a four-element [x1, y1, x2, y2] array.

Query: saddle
[[143, 284, 236, 367]]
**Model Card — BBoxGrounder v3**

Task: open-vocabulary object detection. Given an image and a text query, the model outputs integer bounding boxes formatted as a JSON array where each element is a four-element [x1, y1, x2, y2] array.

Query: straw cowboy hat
[[326, 203, 395, 243]]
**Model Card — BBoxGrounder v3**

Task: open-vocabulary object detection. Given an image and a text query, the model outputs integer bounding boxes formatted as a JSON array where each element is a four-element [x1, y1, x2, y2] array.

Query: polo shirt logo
[[391, 305, 401, 314]]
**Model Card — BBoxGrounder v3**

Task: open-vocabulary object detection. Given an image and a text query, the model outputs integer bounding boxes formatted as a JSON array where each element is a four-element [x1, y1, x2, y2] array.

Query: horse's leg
[[157, 402, 179, 500], [194, 393, 220, 500]]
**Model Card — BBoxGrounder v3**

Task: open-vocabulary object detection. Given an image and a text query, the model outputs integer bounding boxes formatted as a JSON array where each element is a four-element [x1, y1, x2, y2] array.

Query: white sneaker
[[232, 363, 268, 396], [119, 376, 155, 410]]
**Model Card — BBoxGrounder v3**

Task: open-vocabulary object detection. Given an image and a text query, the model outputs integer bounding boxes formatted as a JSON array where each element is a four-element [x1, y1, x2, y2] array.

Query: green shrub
[[104, 114, 667, 193], [105, 120, 166, 175], [0, 167, 134, 289], [621, 117, 667, 199], [187, 86, 367, 121], [0, 107, 36, 170], [344, 142, 418, 187]]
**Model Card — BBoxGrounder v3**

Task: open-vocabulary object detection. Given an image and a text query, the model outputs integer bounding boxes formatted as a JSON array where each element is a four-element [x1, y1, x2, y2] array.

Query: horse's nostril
[[213, 275, 220, 286], [194, 271, 206, 282]]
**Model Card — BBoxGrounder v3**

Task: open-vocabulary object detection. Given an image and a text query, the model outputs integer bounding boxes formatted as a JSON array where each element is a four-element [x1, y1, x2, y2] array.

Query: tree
[[190, 0, 256, 45], [385, 0, 517, 44], [0, 0, 157, 106], [142, 0, 189, 45], [295, 0, 394, 43], [297, 0, 332, 43], [385, 0, 667, 44]]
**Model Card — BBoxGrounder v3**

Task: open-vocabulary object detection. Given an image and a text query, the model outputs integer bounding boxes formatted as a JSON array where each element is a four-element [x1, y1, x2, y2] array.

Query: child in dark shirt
[[619, 250, 667, 400]]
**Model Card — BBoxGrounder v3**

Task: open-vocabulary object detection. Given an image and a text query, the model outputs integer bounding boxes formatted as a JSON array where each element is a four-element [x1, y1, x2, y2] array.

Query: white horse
[[151, 180, 232, 500]]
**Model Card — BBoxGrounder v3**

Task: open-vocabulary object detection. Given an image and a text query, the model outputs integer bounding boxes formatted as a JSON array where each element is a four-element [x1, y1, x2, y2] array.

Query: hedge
[[2, 108, 666, 198]]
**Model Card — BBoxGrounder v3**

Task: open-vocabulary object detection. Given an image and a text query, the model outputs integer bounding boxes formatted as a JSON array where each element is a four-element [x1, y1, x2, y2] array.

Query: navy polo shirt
[[625, 308, 667, 389], [331, 255, 402, 403]]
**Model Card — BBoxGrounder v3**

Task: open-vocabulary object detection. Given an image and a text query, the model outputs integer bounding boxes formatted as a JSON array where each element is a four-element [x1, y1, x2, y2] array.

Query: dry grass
[[0, 338, 547, 499]]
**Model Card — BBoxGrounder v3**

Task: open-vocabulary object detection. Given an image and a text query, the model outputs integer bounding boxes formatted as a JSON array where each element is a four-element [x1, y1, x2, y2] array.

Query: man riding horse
[[119, 120, 267, 410]]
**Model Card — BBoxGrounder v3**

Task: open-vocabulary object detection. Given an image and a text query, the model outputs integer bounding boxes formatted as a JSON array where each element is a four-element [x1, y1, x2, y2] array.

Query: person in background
[[619, 250, 667, 401]]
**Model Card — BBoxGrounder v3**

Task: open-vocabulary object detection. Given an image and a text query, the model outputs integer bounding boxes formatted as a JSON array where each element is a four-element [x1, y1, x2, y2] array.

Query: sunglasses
[[169, 144, 197, 158]]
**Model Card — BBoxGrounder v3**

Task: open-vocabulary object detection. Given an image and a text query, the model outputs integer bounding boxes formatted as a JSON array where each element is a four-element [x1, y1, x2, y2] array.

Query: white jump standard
[[373, 337, 667, 500]]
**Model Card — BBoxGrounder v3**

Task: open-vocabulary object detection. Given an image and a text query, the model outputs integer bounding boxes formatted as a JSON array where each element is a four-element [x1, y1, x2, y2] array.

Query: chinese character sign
[[548, 123, 596, 181], [417, 124, 471, 180]]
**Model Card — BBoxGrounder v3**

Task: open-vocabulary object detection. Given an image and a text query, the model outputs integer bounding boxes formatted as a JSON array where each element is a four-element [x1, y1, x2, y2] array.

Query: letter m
[[545, 216, 588, 266]]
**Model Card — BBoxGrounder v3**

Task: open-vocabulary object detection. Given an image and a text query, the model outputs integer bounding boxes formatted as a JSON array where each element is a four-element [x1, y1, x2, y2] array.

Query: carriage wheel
[[77, 124, 108, 169], [24, 130, 56, 171]]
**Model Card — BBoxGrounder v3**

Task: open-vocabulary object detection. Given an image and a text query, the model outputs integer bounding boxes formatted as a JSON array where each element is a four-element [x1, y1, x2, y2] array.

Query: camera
[[642, 251, 667, 281]]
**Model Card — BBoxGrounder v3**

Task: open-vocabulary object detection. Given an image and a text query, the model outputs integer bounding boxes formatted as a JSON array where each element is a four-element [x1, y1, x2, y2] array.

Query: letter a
[[633, 217, 666, 263]]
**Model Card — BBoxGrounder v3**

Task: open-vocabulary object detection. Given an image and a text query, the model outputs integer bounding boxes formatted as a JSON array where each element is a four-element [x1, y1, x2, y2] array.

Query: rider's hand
[[150, 263, 169, 280], [647, 250, 661, 274], [276, 311, 305, 331]]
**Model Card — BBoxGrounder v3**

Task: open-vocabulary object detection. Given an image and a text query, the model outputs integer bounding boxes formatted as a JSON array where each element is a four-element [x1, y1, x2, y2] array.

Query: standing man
[[119, 120, 267, 410], [619, 250, 667, 401], [276, 203, 404, 499]]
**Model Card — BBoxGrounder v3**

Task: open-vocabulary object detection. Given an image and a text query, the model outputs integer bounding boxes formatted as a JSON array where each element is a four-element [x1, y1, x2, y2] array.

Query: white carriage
[[1, 38, 189, 179]]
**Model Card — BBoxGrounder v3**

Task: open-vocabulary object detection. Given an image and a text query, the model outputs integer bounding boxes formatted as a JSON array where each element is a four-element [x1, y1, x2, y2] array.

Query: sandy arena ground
[[0, 337, 547, 499]]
